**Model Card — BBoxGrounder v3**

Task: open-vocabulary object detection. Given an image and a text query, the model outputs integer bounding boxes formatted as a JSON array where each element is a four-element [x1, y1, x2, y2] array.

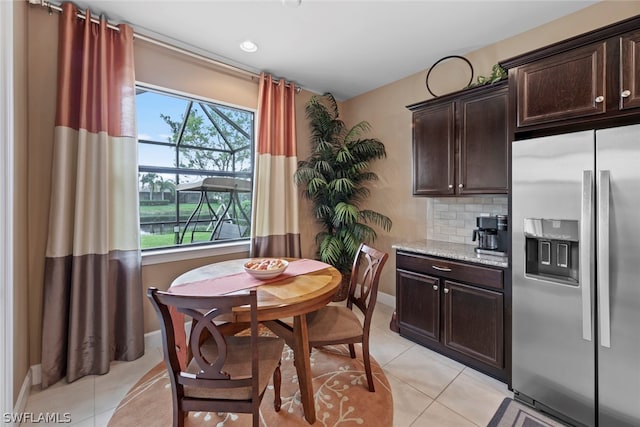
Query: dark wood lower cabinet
[[443, 281, 503, 369], [396, 251, 508, 382], [397, 270, 440, 343]]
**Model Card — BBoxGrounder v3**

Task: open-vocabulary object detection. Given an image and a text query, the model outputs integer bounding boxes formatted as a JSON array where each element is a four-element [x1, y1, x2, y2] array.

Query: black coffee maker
[[472, 215, 508, 256]]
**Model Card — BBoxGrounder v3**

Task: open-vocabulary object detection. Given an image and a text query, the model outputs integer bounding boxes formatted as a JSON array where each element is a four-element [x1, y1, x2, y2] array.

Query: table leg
[[293, 314, 316, 424], [264, 318, 316, 424]]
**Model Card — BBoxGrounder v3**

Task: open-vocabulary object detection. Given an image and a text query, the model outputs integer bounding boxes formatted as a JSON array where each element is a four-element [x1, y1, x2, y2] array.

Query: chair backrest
[[147, 288, 260, 397], [347, 243, 389, 325]]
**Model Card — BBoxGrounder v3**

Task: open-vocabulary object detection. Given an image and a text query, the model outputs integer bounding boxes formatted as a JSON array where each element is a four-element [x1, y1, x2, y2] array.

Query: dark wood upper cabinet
[[620, 29, 640, 111], [502, 16, 640, 135], [408, 80, 509, 196], [514, 42, 606, 127], [412, 103, 455, 195], [458, 86, 509, 194]]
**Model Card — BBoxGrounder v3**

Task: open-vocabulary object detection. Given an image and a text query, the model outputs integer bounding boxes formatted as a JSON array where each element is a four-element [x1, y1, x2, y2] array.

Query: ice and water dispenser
[[523, 218, 580, 285]]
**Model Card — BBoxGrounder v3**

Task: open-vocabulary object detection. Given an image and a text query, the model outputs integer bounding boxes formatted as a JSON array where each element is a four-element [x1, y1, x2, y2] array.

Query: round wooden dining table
[[169, 258, 342, 424]]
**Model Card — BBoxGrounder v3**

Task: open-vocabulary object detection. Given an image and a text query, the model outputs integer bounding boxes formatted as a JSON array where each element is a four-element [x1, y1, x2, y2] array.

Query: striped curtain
[[251, 73, 301, 258], [40, 3, 143, 388]]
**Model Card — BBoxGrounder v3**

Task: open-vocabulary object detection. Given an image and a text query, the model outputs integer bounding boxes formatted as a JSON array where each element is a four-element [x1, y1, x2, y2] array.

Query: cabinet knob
[[448, 184, 453, 189], [433, 285, 438, 291], [595, 95, 605, 103], [458, 183, 463, 188], [621, 90, 632, 98], [444, 288, 450, 294]]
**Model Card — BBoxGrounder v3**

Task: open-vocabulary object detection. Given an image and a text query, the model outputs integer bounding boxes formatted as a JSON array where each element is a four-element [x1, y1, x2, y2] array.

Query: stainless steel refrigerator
[[512, 124, 640, 427]]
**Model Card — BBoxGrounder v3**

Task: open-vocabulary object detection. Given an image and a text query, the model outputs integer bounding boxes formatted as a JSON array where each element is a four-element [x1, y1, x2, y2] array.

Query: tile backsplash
[[426, 196, 508, 245]]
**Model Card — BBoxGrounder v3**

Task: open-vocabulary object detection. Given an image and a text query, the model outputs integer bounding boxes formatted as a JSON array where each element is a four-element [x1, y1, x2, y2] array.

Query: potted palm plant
[[294, 93, 392, 301]]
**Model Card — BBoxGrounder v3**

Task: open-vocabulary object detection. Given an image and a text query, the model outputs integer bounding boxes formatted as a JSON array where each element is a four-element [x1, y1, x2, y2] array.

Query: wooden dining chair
[[147, 288, 284, 427], [306, 243, 389, 392]]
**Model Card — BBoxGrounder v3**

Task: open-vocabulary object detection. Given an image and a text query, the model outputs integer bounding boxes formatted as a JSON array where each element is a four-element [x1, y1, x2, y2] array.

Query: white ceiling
[[74, 0, 599, 100]]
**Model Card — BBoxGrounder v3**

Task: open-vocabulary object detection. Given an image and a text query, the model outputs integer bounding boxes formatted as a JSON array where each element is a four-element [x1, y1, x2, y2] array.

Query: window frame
[[135, 82, 256, 257]]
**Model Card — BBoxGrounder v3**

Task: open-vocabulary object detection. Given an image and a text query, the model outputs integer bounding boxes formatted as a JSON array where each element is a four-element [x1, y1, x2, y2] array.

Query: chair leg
[[273, 360, 282, 412], [170, 390, 184, 427], [174, 406, 185, 427], [362, 339, 375, 392], [348, 343, 356, 359]]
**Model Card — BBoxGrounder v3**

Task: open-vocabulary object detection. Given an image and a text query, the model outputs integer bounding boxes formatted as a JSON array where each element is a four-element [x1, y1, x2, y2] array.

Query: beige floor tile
[[384, 345, 464, 399], [69, 415, 96, 427], [436, 368, 511, 426], [20, 302, 512, 427], [22, 376, 95, 426], [412, 401, 479, 427], [371, 302, 395, 331], [385, 372, 433, 427], [94, 348, 163, 414], [94, 408, 116, 427], [461, 366, 511, 396], [369, 327, 415, 366]]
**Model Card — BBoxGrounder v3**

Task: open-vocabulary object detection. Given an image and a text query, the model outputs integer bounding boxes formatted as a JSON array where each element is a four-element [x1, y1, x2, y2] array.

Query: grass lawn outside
[[140, 202, 205, 216], [140, 200, 251, 249], [141, 231, 213, 249]]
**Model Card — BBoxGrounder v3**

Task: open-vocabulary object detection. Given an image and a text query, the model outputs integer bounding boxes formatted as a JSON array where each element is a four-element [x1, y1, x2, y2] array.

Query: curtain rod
[[28, 0, 301, 92]]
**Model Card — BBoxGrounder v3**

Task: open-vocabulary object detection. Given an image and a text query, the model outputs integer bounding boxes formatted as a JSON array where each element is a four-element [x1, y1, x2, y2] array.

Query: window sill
[[141, 240, 250, 266]]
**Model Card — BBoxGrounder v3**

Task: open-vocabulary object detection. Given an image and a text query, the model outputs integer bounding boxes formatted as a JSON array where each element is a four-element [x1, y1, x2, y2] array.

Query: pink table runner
[[170, 258, 332, 296]]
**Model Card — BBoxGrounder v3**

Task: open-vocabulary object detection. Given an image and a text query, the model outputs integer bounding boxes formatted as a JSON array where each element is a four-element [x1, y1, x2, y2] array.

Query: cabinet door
[[620, 29, 640, 111], [412, 103, 455, 195], [458, 85, 509, 194], [396, 269, 440, 344], [515, 42, 606, 128], [442, 280, 504, 368]]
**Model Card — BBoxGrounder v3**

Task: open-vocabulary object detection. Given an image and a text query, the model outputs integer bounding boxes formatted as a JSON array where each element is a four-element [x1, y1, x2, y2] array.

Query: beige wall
[[26, 5, 58, 370], [342, 0, 640, 296], [19, 0, 640, 390], [134, 40, 259, 110], [13, 0, 30, 403]]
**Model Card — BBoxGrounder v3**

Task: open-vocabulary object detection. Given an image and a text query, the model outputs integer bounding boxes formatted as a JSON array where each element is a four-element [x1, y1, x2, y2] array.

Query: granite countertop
[[392, 239, 509, 268]]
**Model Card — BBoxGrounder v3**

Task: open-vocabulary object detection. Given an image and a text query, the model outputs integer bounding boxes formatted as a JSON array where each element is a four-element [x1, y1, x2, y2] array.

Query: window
[[136, 86, 254, 250]]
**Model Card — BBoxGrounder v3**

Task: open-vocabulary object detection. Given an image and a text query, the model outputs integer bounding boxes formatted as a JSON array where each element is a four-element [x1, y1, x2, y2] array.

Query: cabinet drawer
[[397, 252, 503, 290]]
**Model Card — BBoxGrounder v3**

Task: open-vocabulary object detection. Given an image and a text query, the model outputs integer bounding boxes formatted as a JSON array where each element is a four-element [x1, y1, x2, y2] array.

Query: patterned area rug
[[488, 397, 569, 427], [108, 344, 393, 426]]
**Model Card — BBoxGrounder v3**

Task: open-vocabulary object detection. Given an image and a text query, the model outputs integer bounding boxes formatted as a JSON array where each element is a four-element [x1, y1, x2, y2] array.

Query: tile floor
[[20, 301, 512, 426]]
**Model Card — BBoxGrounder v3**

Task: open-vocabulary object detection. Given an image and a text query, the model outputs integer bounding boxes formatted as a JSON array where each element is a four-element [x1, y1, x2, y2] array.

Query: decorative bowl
[[243, 258, 289, 280]]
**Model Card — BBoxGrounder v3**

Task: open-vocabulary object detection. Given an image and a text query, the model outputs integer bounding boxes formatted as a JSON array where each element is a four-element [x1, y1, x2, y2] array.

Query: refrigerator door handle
[[598, 170, 611, 348], [581, 170, 593, 342]]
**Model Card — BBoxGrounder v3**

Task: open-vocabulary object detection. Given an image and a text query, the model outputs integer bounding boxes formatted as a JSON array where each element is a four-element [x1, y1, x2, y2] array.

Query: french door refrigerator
[[512, 124, 640, 427]]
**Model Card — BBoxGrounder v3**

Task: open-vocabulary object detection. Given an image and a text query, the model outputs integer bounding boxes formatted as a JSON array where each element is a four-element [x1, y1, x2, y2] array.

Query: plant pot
[[331, 273, 351, 302]]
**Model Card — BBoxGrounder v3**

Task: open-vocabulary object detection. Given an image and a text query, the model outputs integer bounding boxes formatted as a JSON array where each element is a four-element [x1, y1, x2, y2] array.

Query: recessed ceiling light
[[240, 40, 258, 53], [282, 0, 302, 6]]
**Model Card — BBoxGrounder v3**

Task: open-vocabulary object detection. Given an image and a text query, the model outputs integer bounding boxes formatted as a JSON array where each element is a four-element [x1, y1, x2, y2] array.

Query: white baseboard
[[144, 328, 162, 350], [30, 364, 41, 386], [377, 290, 395, 309], [13, 367, 32, 421]]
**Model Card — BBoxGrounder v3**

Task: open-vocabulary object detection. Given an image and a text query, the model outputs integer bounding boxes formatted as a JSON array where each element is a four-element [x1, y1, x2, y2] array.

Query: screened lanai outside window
[[136, 87, 254, 250]]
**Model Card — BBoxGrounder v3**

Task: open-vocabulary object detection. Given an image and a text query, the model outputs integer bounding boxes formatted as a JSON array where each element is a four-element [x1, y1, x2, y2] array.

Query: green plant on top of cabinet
[[407, 80, 509, 196]]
